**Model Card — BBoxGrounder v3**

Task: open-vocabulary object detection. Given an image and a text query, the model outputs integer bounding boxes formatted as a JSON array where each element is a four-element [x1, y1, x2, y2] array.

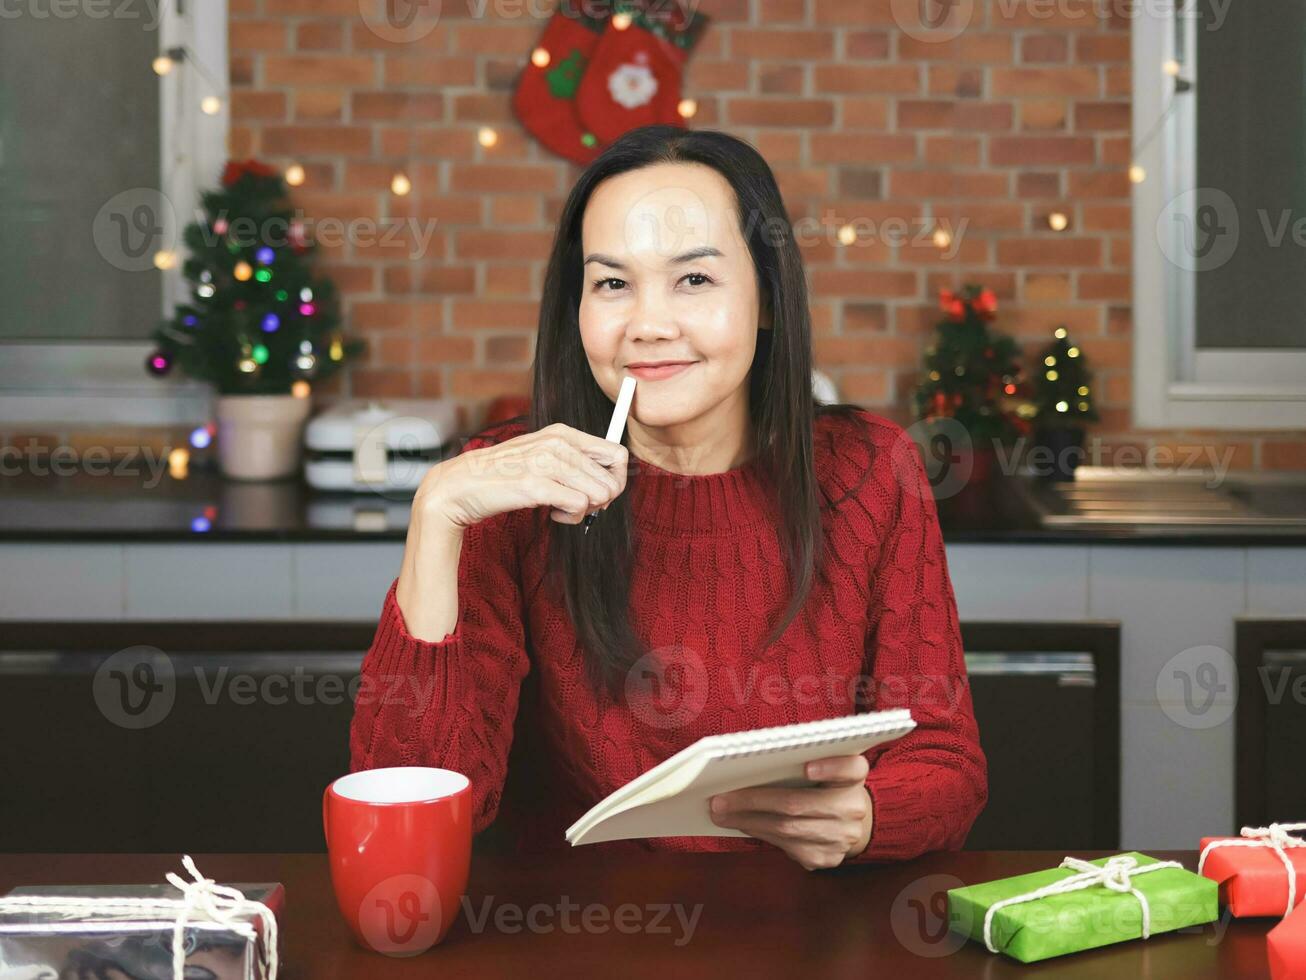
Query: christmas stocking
[[512, 0, 612, 166], [575, 3, 709, 145]]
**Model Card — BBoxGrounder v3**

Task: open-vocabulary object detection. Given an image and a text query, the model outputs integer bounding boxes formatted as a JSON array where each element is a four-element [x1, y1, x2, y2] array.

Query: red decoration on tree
[[221, 159, 279, 187], [574, 4, 709, 145], [512, 0, 612, 166]]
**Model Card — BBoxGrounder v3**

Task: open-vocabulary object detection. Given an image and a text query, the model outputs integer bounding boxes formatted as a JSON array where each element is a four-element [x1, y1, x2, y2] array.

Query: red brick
[[264, 56, 376, 86], [727, 99, 836, 127], [733, 29, 834, 60], [451, 300, 540, 330], [996, 237, 1103, 267]]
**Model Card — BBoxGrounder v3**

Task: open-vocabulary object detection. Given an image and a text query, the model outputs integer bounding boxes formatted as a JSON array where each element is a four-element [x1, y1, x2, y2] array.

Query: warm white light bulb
[[285, 164, 306, 187], [391, 172, 412, 196], [1048, 211, 1069, 231], [1129, 164, 1146, 184], [478, 127, 499, 148], [153, 55, 174, 76], [837, 224, 857, 246], [153, 250, 177, 270], [201, 95, 222, 115], [531, 47, 550, 68], [677, 98, 698, 119]]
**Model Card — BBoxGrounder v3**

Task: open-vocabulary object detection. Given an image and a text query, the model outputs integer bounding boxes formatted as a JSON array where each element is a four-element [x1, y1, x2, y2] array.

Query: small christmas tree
[[913, 285, 1029, 447], [146, 159, 364, 395], [1032, 327, 1099, 429]]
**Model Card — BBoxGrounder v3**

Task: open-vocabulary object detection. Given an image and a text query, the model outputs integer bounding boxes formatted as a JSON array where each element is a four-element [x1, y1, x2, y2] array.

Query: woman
[[350, 126, 987, 870]]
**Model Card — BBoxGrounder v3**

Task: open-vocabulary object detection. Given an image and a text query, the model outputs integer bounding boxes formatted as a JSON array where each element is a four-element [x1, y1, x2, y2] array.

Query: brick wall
[[214, 0, 1295, 468]]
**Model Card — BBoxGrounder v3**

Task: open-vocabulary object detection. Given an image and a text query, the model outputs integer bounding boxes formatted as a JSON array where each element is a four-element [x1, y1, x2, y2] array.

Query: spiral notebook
[[565, 709, 916, 846]]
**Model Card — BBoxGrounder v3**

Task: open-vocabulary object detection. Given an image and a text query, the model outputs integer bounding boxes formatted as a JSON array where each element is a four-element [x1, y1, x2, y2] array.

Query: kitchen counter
[[2, 464, 1304, 544]]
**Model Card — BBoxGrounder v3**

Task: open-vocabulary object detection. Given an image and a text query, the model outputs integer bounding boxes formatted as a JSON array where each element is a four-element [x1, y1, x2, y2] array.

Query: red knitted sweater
[[349, 408, 987, 863]]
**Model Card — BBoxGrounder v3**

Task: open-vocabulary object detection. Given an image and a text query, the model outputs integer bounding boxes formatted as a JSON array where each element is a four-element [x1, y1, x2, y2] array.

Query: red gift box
[[1199, 824, 1306, 918], [1269, 902, 1306, 980]]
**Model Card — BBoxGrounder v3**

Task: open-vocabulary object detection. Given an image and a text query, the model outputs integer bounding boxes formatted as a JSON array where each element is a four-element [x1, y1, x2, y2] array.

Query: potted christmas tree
[[1031, 326, 1098, 481], [913, 285, 1030, 486], [146, 160, 365, 481]]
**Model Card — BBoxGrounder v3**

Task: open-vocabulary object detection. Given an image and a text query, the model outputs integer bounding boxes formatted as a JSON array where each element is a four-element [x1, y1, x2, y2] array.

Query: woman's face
[[578, 162, 763, 430]]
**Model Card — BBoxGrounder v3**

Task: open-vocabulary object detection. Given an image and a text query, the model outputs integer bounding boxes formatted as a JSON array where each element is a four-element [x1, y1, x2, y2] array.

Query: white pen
[[582, 375, 636, 534]]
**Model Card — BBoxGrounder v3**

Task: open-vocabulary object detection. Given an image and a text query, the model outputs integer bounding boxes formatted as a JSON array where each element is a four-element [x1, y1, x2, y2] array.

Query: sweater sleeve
[[845, 424, 988, 864], [348, 461, 532, 835]]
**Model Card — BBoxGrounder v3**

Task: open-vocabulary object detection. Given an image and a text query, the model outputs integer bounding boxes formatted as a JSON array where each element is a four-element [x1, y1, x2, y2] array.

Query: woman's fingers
[[540, 422, 629, 469], [805, 754, 870, 785], [711, 784, 863, 822]]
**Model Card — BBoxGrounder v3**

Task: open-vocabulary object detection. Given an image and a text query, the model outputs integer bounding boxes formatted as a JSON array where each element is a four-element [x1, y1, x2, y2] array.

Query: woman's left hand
[[708, 754, 874, 871]]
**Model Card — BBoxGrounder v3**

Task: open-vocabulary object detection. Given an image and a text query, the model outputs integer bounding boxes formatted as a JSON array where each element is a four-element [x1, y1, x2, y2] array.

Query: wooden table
[[0, 850, 1278, 978]]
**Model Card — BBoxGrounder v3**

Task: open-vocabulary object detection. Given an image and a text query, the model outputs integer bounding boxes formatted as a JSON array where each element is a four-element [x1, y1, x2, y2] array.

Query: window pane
[[1195, 1, 1306, 350], [0, 13, 161, 340]]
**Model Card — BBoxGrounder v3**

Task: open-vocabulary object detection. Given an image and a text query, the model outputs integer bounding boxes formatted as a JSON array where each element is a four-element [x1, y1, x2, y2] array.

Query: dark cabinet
[[960, 622, 1121, 851], [1235, 619, 1306, 827], [0, 623, 374, 853]]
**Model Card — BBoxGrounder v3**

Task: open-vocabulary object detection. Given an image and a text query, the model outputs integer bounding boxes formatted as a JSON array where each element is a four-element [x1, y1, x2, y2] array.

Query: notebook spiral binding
[[713, 711, 913, 760]]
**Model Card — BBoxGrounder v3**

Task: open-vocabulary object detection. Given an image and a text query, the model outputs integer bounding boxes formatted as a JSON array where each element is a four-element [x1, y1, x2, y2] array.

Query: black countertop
[[0, 464, 1303, 545]]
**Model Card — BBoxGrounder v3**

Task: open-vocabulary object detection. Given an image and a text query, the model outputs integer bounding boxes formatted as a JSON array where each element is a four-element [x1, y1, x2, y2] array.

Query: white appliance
[[303, 399, 459, 494]]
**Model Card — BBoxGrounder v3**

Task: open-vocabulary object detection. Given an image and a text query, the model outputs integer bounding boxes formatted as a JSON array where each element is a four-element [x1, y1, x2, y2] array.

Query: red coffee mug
[[324, 766, 472, 956]]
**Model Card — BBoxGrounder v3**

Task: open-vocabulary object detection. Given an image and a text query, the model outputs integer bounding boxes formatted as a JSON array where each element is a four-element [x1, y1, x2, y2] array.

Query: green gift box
[[947, 852, 1218, 963]]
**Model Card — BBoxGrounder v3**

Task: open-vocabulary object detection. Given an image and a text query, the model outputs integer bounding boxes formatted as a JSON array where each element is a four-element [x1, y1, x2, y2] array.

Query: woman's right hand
[[416, 422, 629, 532]]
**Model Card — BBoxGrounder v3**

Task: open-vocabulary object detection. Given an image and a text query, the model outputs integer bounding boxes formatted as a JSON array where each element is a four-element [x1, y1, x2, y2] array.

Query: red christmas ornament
[[973, 288, 998, 319], [938, 288, 966, 322], [221, 159, 279, 187]]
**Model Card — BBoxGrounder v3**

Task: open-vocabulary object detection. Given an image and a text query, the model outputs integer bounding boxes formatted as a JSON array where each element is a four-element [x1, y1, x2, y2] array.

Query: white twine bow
[[0, 855, 278, 980], [1197, 822, 1306, 918], [981, 855, 1183, 954]]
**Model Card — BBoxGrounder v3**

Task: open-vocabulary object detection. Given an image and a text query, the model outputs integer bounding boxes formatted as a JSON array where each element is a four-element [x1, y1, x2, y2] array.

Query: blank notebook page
[[566, 709, 916, 846]]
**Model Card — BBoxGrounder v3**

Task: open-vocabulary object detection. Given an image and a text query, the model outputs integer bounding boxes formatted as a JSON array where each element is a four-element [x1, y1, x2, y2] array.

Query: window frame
[[1132, 4, 1306, 430], [0, 0, 227, 428]]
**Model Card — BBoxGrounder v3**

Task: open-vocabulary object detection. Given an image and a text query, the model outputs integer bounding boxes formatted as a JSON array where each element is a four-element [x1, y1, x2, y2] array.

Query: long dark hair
[[530, 125, 852, 700]]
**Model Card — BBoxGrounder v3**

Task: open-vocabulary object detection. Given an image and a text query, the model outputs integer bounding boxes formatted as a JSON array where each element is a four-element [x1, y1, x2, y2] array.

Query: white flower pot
[[215, 394, 312, 481]]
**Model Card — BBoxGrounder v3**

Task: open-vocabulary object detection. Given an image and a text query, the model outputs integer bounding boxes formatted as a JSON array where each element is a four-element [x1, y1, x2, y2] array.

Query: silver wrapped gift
[[0, 858, 282, 980]]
